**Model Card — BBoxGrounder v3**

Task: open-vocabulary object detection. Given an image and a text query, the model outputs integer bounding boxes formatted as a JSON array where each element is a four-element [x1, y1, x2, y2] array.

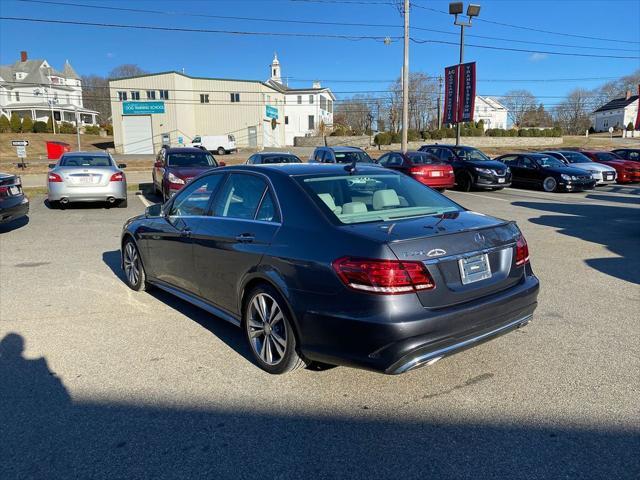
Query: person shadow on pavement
[[0, 333, 73, 478]]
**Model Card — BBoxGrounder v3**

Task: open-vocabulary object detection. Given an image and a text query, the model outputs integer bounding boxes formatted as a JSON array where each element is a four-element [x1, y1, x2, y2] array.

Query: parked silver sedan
[[47, 152, 128, 208], [543, 150, 617, 185]]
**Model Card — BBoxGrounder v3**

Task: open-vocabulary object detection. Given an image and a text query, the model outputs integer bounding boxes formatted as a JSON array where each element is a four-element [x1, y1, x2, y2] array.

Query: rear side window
[[213, 174, 268, 220], [256, 191, 280, 222]]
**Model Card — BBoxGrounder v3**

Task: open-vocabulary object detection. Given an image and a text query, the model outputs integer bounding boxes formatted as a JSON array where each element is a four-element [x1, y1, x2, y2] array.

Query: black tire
[[542, 176, 558, 192], [243, 284, 306, 374], [117, 198, 128, 208], [457, 173, 473, 192], [217, 147, 226, 156], [47, 200, 60, 209], [122, 239, 147, 292]]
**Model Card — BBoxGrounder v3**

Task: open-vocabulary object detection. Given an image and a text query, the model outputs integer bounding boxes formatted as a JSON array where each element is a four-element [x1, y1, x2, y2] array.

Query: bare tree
[[553, 88, 592, 135], [333, 95, 373, 135], [500, 90, 538, 127], [81, 75, 110, 123], [389, 72, 438, 131], [521, 104, 553, 127], [591, 69, 640, 112], [108, 64, 148, 79]]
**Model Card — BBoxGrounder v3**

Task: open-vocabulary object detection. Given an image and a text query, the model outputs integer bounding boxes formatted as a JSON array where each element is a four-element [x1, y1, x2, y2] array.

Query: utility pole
[[74, 106, 81, 150], [437, 75, 443, 130], [401, 0, 409, 153]]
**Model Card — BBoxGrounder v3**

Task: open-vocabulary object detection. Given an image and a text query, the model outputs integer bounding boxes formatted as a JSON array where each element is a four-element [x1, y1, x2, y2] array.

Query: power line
[[411, 2, 640, 44], [15, 0, 638, 52]]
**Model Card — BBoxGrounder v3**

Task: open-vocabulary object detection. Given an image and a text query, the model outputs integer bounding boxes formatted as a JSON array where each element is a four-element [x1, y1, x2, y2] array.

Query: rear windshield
[[406, 152, 443, 165], [451, 147, 491, 162], [334, 151, 374, 164], [297, 173, 461, 224], [167, 152, 217, 167], [260, 154, 301, 164], [59, 155, 112, 167], [560, 151, 592, 163]]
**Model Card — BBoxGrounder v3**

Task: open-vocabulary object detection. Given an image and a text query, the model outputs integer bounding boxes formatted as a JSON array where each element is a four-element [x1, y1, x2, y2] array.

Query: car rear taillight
[[332, 257, 435, 294], [515, 235, 530, 266], [410, 166, 427, 176], [48, 173, 63, 183], [0, 186, 8, 197], [110, 172, 124, 182]]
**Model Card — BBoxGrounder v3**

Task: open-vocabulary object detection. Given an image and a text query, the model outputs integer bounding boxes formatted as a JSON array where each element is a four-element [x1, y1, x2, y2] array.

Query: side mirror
[[48, 163, 56, 169], [118, 163, 127, 169], [218, 161, 226, 167], [154, 161, 162, 168], [145, 204, 163, 217]]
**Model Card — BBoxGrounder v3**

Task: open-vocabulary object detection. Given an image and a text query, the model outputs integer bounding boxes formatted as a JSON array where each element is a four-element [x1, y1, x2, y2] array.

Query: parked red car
[[377, 151, 455, 190], [575, 150, 640, 184]]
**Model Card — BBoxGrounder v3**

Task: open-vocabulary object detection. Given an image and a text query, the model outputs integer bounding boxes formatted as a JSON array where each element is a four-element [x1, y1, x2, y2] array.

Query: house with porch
[[0, 51, 98, 128], [474, 96, 508, 130]]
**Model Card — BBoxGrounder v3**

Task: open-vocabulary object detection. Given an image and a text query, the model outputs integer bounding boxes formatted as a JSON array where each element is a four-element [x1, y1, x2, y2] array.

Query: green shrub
[[374, 132, 391, 146], [0, 115, 10, 133], [407, 129, 421, 141], [506, 129, 517, 137], [627, 122, 635, 131], [430, 130, 443, 140], [10, 112, 22, 133], [22, 116, 33, 133], [101, 123, 113, 136], [46, 116, 54, 133], [421, 130, 431, 140], [59, 122, 77, 134], [32, 121, 47, 133], [552, 127, 562, 137], [84, 125, 101, 135], [390, 132, 402, 143]]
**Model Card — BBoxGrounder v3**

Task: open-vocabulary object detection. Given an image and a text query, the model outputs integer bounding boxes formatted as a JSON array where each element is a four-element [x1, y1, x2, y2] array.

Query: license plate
[[431, 171, 442, 177], [498, 178, 505, 183], [9, 186, 19, 195], [459, 253, 492, 285], [78, 176, 92, 184]]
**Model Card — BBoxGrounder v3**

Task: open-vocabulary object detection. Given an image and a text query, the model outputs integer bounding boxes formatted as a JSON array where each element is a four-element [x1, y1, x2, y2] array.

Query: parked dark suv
[[309, 146, 375, 164], [153, 147, 224, 201], [419, 144, 512, 191]]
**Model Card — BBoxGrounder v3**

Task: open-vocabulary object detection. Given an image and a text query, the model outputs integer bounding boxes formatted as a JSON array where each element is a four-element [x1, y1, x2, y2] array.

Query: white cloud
[[106, 52, 115, 58], [529, 53, 548, 62]]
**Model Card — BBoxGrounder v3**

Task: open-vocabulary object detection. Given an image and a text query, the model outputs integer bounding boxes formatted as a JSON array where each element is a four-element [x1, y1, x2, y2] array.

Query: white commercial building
[[109, 54, 334, 154], [590, 91, 639, 132], [474, 96, 508, 130], [0, 51, 98, 126]]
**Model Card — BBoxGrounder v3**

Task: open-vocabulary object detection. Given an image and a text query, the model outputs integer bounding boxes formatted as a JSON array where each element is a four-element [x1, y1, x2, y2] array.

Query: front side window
[[595, 152, 621, 162], [451, 147, 491, 162], [213, 174, 269, 220], [533, 156, 565, 168], [167, 151, 217, 167], [169, 175, 223, 217], [298, 173, 461, 225]]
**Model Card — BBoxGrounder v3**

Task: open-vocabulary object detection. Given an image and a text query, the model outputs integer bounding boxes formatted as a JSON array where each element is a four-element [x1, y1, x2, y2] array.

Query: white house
[[590, 91, 639, 132], [0, 51, 98, 126], [265, 54, 335, 145], [474, 96, 508, 130]]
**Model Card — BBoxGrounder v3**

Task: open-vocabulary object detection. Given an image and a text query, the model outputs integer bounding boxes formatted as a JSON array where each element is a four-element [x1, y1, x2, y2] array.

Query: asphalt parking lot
[[1, 184, 639, 479]]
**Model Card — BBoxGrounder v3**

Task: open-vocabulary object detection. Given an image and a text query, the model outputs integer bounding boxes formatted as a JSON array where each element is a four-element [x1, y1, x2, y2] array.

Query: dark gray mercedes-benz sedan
[[120, 163, 539, 374]]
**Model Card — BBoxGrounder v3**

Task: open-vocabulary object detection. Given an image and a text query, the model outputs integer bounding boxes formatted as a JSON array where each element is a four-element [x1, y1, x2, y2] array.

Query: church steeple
[[270, 52, 281, 83]]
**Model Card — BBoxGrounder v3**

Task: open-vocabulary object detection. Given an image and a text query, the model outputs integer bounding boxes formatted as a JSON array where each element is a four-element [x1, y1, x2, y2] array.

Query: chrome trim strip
[[392, 314, 533, 374], [150, 280, 241, 327], [423, 243, 515, 265]]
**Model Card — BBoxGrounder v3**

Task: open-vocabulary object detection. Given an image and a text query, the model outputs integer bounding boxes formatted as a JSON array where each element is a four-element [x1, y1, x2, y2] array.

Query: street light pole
[[401, 0, 409, 153], [456, 24, 465, 146], [47, 67, 57, 135]]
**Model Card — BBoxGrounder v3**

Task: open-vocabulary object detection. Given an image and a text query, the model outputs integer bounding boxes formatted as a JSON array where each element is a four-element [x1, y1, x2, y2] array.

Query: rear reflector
[[515, 235, 530, 266], [332, 257, 435, 294], [48, 173, 63, 183], [110, 172, 125, 182]]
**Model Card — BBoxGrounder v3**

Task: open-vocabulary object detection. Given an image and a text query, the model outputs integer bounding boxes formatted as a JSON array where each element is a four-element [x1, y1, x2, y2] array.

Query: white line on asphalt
[[447, 191, 511, 202], [137, 194, 153, 208]]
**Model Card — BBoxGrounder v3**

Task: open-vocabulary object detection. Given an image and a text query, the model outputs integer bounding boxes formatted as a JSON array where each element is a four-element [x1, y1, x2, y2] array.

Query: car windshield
[[59, 155, 112, 167], [168, 152, 217, 167], [260, 154, 301, 164], [533, 156, 565, 168], [334, 151, 374, 163], [560, 151, 592, 163], [297, 173, 461, 225], [595, 152, 620, 161], [451, 147, 492, 162], [406, 152, 443, 165]]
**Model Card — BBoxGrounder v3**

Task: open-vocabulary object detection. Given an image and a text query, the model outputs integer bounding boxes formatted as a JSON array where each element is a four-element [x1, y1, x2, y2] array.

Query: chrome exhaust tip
[[107, 196, 116, 204]]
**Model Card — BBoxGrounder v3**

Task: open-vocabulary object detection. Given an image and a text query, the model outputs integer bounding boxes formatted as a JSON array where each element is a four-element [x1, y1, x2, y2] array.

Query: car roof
[[163, 147, 205, 153], [62, 151, 109, 157], [320, 146, 364, 152], [257, 152, 299, 156], [221, 163, 387, 177]]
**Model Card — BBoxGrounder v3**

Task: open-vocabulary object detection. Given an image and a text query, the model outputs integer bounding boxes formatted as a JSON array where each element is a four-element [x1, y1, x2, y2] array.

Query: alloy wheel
[[246, 293, 288, 365], [123, 242, 141, 287], [543, 177, 557, 192]]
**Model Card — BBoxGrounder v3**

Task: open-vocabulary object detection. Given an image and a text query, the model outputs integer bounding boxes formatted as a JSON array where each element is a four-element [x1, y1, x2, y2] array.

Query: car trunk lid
[[57, 167, 114, 187]]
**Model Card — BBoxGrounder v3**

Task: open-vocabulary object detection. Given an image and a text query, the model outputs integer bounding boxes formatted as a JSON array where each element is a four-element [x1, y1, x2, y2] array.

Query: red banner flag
[[458, 62, 477, 123]]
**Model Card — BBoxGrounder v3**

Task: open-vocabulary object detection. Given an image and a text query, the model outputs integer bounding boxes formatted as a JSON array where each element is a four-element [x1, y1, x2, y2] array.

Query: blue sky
[[1, 0, 639, 108]]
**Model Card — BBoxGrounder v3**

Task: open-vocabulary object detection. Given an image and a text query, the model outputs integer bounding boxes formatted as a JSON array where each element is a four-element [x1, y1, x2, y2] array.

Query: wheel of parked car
[[542, 177, 558, 192], [457, 173, 473, 192], [122, 239, 147, 292], [217, 147, 226, 156], [243, 285, 306, 374]]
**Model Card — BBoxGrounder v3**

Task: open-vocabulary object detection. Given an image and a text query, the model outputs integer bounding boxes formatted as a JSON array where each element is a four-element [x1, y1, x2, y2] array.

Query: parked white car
[[543, 150, 617, 185], [189, 135, 237, 155]]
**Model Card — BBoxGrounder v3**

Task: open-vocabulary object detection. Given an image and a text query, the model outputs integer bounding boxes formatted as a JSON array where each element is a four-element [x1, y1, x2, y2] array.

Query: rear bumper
[[415, 176, 456, 189], [0, 195, 29, 223], [294, 272, 540, 373], [48, 182, 127, 202]]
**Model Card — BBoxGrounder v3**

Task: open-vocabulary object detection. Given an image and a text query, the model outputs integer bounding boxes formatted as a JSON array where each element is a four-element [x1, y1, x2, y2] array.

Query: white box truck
[[190, 135, 237, 155]]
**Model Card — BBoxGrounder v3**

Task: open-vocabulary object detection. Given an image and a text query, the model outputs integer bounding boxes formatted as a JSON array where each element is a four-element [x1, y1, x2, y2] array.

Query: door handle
[[235, 233, 255, 243]]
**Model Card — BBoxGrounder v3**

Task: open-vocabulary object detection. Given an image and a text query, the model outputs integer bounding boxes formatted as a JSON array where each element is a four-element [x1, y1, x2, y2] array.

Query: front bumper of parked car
[[559, 178, 596, 191], [292, 270, 540, 374], [473, 171, 512, 189]]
